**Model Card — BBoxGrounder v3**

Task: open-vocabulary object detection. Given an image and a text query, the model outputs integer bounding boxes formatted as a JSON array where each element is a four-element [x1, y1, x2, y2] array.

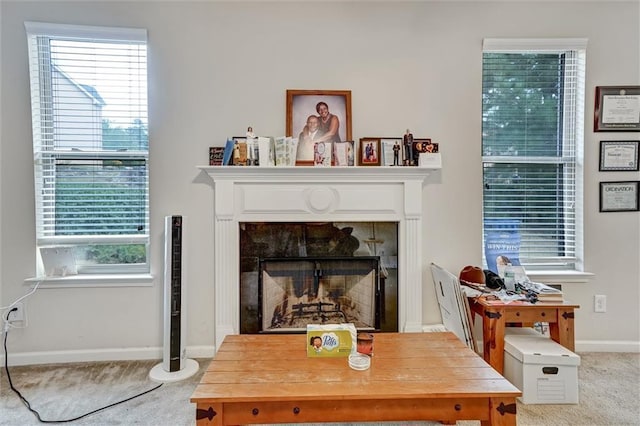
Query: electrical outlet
[[594, 295, 607, 313], [7, 302, 25, 322]]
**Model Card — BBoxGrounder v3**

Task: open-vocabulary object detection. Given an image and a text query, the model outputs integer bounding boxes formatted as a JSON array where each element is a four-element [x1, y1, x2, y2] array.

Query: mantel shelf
[[197, 165, 438, 183]]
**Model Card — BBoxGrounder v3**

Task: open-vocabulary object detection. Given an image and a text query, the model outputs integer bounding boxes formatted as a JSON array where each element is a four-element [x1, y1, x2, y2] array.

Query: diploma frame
[[594, 86, 640, 132], [599, 140, 639, 171], [599, 181, 640, 212]]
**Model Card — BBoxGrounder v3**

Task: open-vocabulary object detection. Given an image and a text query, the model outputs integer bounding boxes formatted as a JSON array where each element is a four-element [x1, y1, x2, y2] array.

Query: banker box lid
[[504, 335, 581, 366]]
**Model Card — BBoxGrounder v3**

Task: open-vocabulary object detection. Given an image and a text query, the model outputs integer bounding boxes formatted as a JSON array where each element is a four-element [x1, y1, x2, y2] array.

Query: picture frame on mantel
[[287, 89, 352, 166], [594, 86, 640, 132], [358, 138, 381, 166]]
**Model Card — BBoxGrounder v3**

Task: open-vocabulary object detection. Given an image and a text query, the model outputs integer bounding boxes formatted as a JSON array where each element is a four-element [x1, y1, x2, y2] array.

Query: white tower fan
[[149, 215, 199, 382]]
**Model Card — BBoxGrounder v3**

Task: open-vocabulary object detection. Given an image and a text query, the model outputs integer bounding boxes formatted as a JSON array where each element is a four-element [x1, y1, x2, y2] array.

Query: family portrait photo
[[286, 90, 352, 164]]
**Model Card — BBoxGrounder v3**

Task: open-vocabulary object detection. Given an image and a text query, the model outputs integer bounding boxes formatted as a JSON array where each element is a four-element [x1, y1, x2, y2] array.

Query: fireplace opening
[[260, 257, 380, 332], [240, 222, 398, 334]]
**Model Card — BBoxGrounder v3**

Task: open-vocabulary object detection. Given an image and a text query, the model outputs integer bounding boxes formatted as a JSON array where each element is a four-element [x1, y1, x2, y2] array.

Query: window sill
[[526, 270, 594, 284], [25, 274, 154, 288]]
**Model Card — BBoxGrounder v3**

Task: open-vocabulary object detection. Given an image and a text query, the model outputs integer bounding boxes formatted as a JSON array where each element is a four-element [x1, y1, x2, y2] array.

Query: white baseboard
[[2, 340, 637, 367], [1, 345, 216, 367], [575, 340, 640, 353]]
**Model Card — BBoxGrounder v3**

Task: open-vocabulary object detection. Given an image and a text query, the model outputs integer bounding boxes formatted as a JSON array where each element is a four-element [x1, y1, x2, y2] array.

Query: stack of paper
[[528, 281, 564, 303]]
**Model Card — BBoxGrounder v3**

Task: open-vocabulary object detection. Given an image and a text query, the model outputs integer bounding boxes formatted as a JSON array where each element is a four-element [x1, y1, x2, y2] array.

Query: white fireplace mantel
[[198, 166, 436, 350]]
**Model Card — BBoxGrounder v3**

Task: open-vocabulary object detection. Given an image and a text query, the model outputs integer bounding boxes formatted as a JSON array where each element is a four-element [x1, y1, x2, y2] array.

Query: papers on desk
[[430, 263, 477, 353]]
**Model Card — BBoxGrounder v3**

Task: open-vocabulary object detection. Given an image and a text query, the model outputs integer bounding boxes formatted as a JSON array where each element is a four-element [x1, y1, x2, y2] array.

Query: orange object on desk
[[468, 295, 579, 374]]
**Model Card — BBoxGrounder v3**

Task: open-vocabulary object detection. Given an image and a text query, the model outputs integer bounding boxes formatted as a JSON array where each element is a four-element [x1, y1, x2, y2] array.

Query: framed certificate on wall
[[599, 140, 639, 171], [594, 86, 640, 132]]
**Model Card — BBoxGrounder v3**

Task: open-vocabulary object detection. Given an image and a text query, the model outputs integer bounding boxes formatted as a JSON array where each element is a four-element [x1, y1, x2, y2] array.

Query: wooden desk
[[469, 297, 579, 374], [191, 332, 520, 426]]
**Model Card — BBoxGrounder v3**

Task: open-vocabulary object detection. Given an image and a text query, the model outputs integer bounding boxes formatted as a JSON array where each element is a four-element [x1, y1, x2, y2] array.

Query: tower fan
[[150, 215, 199, 382]]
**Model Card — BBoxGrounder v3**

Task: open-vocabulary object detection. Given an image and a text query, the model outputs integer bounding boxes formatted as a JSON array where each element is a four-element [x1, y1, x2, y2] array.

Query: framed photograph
[[232, 136, 260, 166], [599, 181, 640, 212], [358, 138, 381, 166], [594, 86, 640, 132], [599, 141, 639, 171], [381, 138, 403, 166], [333, 141, 355, 166], [286, 90, 352, 161]]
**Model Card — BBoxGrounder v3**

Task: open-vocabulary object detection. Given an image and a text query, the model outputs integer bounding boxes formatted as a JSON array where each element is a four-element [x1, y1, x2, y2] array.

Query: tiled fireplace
[[200, 166, 433, 350]]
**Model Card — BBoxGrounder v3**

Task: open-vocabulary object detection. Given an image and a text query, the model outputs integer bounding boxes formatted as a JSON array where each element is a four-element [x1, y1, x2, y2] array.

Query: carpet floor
[[1, 352, 639, 425]]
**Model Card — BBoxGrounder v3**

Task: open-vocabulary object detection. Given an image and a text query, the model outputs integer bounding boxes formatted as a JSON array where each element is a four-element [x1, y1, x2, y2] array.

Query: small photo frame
[[594, 86, 640, 132], [313, 141, 332, 167], [599, 140, 639, 171], [333, 141, 355, 166], [381, 138, 403, 166], [599, 181, 640, 212], [358, 138, 381, 166]]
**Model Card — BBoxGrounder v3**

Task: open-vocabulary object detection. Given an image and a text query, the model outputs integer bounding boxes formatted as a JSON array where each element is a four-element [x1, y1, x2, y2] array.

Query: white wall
[[1, 1, 638, 364]]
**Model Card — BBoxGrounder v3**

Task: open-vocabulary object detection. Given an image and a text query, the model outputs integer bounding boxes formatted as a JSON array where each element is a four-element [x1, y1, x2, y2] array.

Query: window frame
[[481, 38, 587, 273], [25, 21, 150, 279]]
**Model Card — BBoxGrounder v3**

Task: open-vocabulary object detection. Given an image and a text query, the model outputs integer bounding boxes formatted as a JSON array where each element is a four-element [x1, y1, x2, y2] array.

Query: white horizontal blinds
[[482, 39, 586, 270], [26, 22, 149, 259]]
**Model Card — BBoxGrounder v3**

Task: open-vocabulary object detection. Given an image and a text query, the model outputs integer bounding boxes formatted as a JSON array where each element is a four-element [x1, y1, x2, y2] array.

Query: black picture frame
[[594, 86, 640, 132], [599, 140, 639, 171], [599, 181, 640, 212]]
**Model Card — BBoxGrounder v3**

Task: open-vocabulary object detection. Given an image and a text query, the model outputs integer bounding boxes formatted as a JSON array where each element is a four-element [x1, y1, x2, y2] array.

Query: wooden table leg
[[196, 403, 224, 426], [482, 306, 506, 374], [549, 307, 576, 352], [481, 397, 517, 426]]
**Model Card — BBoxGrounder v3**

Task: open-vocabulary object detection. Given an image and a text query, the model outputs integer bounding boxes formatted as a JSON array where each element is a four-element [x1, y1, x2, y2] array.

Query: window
[[482, 39, 586, 272], [25, 22, 149, 275]]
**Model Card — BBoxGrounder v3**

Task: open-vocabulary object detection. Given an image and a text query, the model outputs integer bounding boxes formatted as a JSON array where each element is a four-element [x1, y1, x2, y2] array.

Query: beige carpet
[[1, 353, 639, 426]]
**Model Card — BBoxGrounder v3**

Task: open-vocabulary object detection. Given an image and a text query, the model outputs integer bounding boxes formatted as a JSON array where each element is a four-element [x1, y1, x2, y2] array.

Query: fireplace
[[199, 166, 432, 350], [240, 221, 398, 333]]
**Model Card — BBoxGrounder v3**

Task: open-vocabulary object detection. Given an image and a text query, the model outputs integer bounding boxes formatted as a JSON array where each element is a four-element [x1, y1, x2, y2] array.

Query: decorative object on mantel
[[594, 85, 640, 132], [286, 89, 352, 166], [403, 129, 414, 165], [208, 146, 224, 166], [358, 138, 381, 166], [333, 141, 355, 166]]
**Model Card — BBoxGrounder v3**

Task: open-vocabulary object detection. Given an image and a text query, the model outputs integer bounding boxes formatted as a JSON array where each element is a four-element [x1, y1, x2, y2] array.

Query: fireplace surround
[[199, 166, 434, 350]]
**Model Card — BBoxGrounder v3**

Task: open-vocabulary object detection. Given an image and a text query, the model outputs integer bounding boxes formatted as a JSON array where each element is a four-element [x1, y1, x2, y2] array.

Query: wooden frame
[[599, 140, 639, 171], [358, 138, 381, 166], [286, 89, 352, 148], [599, 181, 640, 212], [594, 86, 640, 132]]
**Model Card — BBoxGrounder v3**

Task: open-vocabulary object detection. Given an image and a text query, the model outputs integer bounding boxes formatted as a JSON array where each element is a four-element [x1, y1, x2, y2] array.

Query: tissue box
[[307, 323, 356, 357], [503, 333, 580, 404]]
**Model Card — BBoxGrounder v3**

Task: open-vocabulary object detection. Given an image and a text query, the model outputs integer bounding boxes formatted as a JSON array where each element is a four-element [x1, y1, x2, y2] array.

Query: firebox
[[240, 222, 398, 334], [259, 257, 380, 332]]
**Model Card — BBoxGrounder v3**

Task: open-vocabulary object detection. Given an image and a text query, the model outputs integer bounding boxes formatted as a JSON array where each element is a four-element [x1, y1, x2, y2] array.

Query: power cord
[[3, 309, 164, 423]]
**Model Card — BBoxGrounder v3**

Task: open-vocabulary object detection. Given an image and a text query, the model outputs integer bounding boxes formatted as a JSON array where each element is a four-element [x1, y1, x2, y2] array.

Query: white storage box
[[503, 334, 580, 404]]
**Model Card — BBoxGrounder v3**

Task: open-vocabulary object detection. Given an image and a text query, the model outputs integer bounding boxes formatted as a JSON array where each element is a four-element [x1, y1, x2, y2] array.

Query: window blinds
[[482, 39, 586, 270], [25, 22, 149, 270]]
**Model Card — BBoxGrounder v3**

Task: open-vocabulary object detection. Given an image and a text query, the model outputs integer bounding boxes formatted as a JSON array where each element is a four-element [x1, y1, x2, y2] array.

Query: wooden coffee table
[[191, 332, 520, 425]]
